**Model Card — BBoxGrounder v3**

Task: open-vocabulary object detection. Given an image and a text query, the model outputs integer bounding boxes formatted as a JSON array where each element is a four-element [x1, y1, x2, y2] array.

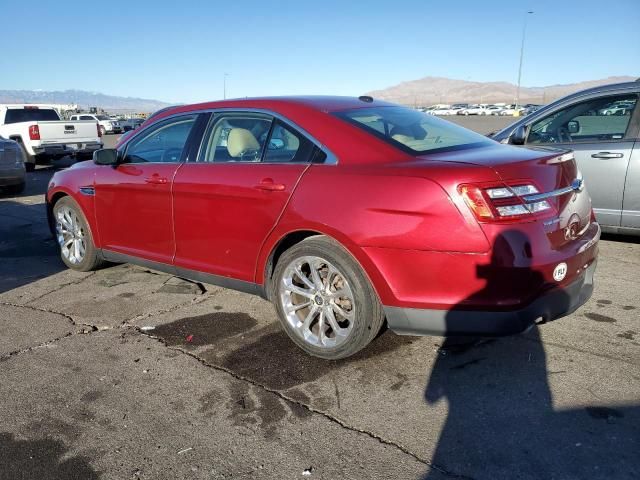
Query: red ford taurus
[[46, 96, 599, 359]]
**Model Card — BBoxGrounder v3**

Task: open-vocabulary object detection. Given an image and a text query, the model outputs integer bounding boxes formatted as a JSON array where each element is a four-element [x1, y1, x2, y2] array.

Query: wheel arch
[[257, 226, 393, 305]]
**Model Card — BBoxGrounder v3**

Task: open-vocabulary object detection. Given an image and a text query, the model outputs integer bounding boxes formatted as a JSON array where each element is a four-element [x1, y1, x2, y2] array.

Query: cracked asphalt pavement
[[0, 143, 638, 479]]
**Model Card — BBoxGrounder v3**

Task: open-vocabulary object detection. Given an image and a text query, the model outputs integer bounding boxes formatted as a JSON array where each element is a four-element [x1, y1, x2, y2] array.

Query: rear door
[[172, 112, 319, 282], [525, 93, 639, 228], [94, 114, 199, 264]]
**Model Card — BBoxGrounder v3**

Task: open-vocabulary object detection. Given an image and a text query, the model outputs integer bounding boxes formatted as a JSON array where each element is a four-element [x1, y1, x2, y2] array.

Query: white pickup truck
[[0, 105, 103, 171]]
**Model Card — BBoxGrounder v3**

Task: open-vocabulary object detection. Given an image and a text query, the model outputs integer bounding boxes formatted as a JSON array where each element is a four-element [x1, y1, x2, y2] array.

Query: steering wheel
[[556, 126, 573, 143]]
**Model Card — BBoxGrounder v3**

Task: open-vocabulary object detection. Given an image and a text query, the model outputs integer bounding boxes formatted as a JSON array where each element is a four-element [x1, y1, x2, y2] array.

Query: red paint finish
[[172, 162, 309, 281], [93, 163, 179, 263], [47, 96, 599, 318]]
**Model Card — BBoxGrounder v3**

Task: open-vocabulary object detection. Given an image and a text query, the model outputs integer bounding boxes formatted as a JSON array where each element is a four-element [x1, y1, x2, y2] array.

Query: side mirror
[[93, 148, 118, 165], [567, 120, 580, 134], [509, 125, 528, 145]]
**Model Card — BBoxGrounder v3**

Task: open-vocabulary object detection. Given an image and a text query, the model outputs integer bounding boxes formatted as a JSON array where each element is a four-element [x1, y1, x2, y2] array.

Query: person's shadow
[[423, 231, 639, 479]]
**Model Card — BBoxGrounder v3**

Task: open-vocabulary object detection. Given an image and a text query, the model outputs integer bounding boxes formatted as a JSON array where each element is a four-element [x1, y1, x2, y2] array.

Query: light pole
[[223, 73, 229, 100], [515, 11, 534, 109]]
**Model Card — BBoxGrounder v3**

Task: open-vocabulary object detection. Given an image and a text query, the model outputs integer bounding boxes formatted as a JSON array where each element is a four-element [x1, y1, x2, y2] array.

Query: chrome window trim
[[134, 108, 339, 165]]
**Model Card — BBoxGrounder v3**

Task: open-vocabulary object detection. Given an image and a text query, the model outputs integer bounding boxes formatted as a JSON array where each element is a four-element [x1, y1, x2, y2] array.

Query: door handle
[[255, 178, 285, 192], [145, 176, 168, 184], [591, 152, 624, 159]]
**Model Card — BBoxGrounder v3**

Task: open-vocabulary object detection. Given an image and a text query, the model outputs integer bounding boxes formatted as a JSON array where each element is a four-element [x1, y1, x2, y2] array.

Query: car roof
[[154, 96, 397, 119]]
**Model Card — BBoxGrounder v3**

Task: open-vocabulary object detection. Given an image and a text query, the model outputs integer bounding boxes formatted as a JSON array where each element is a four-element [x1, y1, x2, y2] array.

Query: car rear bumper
[[384, 259, 596, 336], [0, 165, 26, 185], [34, 142, 103, 157]]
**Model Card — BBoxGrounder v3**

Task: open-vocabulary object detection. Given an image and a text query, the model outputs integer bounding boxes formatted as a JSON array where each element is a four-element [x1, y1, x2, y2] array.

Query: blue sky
[[3, 0, 639, 103]]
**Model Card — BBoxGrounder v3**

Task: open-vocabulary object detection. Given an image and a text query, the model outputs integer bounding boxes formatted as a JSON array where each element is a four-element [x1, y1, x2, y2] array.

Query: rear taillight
[[28, 124, 40, 140], [459, 182, 552, 222], [97, 122, 102, 137]]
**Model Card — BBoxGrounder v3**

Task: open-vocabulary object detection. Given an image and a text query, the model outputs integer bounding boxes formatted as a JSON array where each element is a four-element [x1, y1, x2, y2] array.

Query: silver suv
[[491, 80, 640, 235]]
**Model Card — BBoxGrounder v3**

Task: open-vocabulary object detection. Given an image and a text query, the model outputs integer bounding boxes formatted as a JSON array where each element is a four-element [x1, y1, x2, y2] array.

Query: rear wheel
[[271, 236, 385, 359], [53, 197, 104, 271]]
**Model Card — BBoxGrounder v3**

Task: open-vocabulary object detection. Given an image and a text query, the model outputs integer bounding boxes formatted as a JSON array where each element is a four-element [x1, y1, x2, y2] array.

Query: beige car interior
[[227, 128, 260, 158]]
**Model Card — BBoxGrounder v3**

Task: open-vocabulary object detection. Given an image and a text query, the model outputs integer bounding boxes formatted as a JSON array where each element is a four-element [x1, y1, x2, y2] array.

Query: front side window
[[124, 115, 197, 163], [334, 106, 492, 154], [198, 114, 272, 162], [527, 94, 637, 144]]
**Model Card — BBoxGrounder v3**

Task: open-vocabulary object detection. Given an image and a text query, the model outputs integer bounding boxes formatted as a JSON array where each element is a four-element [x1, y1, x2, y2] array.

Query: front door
[[173, 112, 318, 282], [525, 93, 638, 228], [94, 114, 198, 264]]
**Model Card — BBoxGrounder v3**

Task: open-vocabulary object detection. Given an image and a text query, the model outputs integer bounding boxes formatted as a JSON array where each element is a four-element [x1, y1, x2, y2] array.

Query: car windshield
[[96, 115, 110, 120], [4, 108, 60, 124], [334, 106, 492, 154]]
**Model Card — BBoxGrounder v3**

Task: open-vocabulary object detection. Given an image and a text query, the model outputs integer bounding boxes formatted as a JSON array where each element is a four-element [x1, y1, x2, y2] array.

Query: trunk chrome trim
[[522, 178, 584, 203]]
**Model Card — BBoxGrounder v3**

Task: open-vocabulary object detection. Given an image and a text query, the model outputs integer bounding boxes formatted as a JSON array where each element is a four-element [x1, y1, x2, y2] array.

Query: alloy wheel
[[279, 256, 355, 349], [56, 206, 86, 265]]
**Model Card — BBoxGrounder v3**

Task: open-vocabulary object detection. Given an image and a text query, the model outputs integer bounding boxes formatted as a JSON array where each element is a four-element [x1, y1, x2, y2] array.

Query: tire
[[99, 126, 106, 136], [16, 140, 35, 172], [52, 196, 104, 272], [271, 236, 385, 360]]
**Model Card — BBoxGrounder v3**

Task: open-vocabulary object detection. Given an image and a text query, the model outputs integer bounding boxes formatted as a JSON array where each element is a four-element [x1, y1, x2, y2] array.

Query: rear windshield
[[4, 108, 60, 124], [334, 106, 492, 154]]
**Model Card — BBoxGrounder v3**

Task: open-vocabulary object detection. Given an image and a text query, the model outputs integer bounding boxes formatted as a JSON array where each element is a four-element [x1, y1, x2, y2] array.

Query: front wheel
[[53, 197, 104, 271], [271, 236, 385, 360]]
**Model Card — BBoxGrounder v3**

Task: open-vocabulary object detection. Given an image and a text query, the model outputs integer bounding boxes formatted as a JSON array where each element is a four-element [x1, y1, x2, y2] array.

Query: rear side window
[[4, 108, 60, 124], [334, 106, 492, 155], [263, 120, 317, 163], [198, 114, 273, 163]]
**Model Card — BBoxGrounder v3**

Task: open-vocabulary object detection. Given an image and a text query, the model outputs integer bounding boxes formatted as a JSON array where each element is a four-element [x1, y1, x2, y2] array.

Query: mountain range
[[0, 89, 172, 112], [0, 75, 637, 112], [366, 75, 637, 106]]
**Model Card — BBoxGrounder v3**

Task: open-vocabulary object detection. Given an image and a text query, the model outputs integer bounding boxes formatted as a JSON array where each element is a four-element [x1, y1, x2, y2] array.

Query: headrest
[[227, 128, 260, 158]]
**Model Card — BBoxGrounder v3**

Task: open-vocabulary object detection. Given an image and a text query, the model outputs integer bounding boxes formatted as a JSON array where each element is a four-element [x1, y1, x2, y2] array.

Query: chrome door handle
[[591, 152, 624, 159]]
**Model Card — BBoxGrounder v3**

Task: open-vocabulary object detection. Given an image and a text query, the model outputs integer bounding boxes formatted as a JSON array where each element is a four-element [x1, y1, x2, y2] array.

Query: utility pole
[[515, 11, 534, 109], [223, 73, 229, 100]]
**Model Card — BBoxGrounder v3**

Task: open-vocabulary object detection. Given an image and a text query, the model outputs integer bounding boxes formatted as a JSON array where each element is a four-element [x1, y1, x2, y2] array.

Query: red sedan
[[46, 96, 599, 359]]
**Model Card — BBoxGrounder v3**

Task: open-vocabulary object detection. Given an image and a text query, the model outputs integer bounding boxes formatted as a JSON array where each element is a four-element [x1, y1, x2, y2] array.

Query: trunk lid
[[418, 143, 593, 250]]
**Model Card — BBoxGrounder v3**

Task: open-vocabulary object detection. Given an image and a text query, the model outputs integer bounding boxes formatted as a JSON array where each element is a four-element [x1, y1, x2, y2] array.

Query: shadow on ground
[[0, 432, 99, 480]]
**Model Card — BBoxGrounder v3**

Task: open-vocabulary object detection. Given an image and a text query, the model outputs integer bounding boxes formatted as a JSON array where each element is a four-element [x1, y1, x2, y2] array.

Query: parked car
[[70, 114, 122, 135], [120, 118, 145, 132], [458, 105, 487, 115], [499, 105, 524, 116], [0, 105, 103, 171], [0, 136, 26, 194], [598, 102, 634, 116], [491, 80, 639, 235], [485, 105, 504, 116], [47, 96, 598, 359]]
